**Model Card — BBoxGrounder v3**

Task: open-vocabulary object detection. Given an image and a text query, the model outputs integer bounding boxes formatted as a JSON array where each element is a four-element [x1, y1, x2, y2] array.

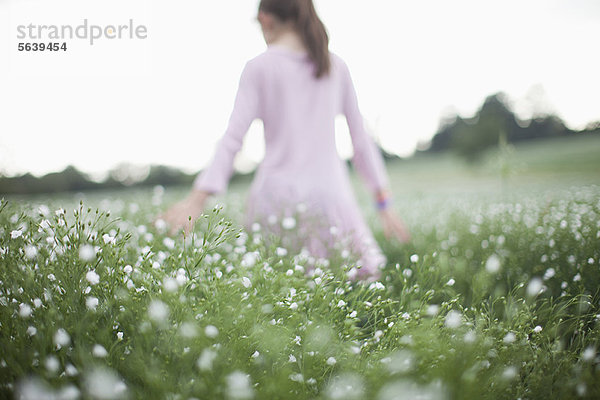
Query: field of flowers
[[1, 181, 599, 399]]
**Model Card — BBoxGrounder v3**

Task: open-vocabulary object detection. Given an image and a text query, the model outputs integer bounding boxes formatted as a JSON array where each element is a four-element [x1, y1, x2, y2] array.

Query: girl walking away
[[158, 0, 411, 282]]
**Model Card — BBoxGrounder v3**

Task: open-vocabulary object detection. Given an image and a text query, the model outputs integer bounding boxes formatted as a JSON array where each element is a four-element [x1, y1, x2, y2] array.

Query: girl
[[159, 0, 410, 282]]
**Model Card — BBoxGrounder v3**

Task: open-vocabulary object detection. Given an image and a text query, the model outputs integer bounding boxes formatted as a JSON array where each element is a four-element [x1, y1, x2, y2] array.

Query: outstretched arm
[[340, 59, 410, 243], [158, 60, 261, 234], [340, 59, 390, 198]]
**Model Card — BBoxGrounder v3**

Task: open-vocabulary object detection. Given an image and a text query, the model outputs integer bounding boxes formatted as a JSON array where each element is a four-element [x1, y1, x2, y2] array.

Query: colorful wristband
[[376, 197, 391, 210]]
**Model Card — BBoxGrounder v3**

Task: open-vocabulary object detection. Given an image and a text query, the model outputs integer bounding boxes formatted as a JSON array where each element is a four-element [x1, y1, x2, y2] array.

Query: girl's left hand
[[378, 208, 411, 243]]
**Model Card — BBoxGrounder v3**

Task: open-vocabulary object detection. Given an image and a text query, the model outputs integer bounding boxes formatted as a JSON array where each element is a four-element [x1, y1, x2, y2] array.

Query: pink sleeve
[[340, 59, 390, 195], [193, 60, 261, 194]]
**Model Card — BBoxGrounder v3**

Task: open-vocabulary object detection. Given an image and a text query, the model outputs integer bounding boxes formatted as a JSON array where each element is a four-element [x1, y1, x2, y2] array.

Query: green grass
[[381, 133, 600, 196], [1, 136, 600, 399]]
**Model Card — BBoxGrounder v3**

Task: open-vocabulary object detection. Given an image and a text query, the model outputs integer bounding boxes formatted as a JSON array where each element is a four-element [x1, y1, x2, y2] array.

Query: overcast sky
[[1, 0, 599, 178]]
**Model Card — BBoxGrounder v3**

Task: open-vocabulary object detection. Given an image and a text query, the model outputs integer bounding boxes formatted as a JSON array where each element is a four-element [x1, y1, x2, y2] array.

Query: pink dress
[[193, 44, 390, 277]]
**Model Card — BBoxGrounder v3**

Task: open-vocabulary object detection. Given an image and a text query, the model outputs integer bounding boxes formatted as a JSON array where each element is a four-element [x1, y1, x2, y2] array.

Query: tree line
[[424, 92, 600, 161]]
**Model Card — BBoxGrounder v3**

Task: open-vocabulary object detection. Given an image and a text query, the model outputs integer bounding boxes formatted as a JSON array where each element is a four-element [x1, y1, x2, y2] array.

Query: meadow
[[1, 135, 599, 399]]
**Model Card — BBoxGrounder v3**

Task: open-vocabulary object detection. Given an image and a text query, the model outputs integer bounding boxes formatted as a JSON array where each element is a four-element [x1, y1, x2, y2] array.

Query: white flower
[[426, 304, 440, 317], [179, 322, 198, 338], [162, 277, 178, 293], [444, 310, 462, 328], [154, 219, 167, 232], [93, 344, 108, 358], [123, 265, 133, 274], [11, 230, 23, 239], [163, 237, 175, 250], [197, 349, 218, 371], [289, 373, 304, 382], [241, 252, 257, 268], [464, 330, 476, 343], [65, 363, 78, 376], [290, 302, 298, 311], [289, 354, 297, 363], [86, 270, 100, 285], [526, 277, 543, 297], [337, 300, 346, 308], [176, 270, 187, 286], [79, 244, 96, 261], [326, 357, 337, 366], [533, 325, 543, 333], [485, 254, 501, 273], [503, 332, 516, 344], [27, 326, 37, 336], [325, 372, 365, 400], [45, 355, 60, 373], [205, 325, 219, 338], [38, 205, 50, 216], [19, 303, 32, 318], [384, 349, 414, 374], [410, 254, 419, 263], [86, 296, 99, 310], [369, 281, 385, 290], [282, 217, 296, 230], [241, 277, 252, 288], [102, 234, 116, 245], [148, 300, 169, 322], [33, 298, 42, 308], [39, 219, 51, 230], [24, 245, 38, 259], [543, 268, 555, 280], [116, 332, 124, 340], [582, 347, 596, 362], [276, 247, 288, 257], [83, 366, 128, 399], [446, 278, 455, 286], [59, 384, 80, 400], [54, 328, 71, 348], [251, 351, 260, 358], [226, 370, 254, 399], [501, 366, 517, 380]]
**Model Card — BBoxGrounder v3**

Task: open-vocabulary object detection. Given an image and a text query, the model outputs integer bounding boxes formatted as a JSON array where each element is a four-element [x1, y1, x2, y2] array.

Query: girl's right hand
[[155, 189, 210, 235]]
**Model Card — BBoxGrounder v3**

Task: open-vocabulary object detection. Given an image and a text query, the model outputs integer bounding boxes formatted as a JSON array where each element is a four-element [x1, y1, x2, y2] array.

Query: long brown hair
[[259, 0, 330, 78]]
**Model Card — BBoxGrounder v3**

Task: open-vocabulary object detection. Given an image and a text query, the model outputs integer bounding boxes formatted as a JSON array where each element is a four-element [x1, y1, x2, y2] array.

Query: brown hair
[[259, 0, 330, 78]]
